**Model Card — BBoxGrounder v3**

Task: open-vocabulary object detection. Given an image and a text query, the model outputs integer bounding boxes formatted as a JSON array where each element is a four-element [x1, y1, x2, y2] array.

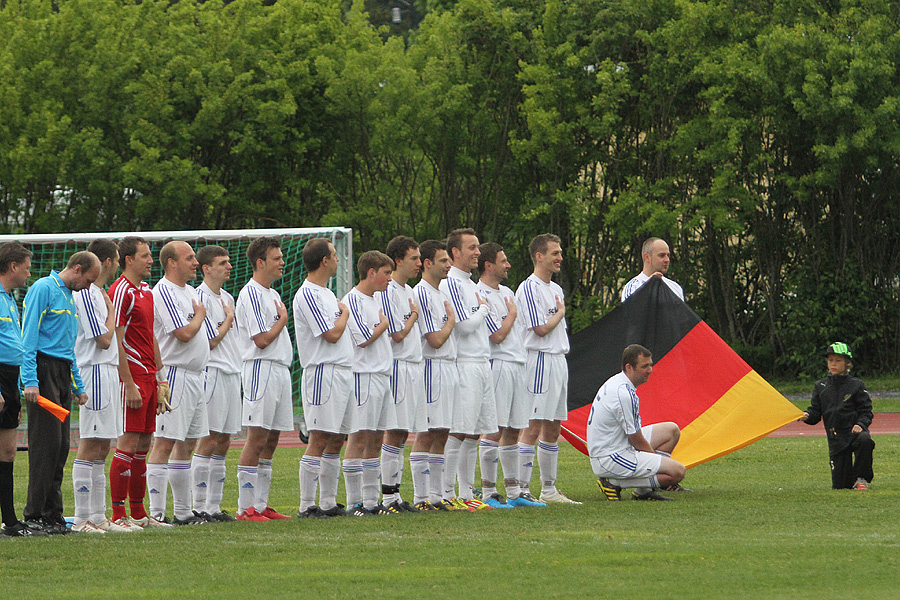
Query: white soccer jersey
[[293, 279, 353, 369], [377, 279, 423, 363], [197, 282, 241, 374], [477, 281, 526, 364], [235, 278, 293, 367], [342, 287, 392, 375], [586, 371, 641, 458], [74, 284, 119, 369], [414, 279, 456, 361], [515, 274, 570, 355], [621, 272, 684, 303], [153, 277, 210, 372], [440, 266, 490, 361]]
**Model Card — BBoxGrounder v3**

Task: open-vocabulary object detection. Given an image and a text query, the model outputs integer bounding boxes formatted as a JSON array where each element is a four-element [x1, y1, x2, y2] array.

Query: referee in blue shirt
[[21, 251, 99, 535]]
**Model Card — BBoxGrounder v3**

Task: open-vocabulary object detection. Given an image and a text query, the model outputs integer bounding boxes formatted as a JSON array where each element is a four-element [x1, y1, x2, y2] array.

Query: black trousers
[[24, 353, 72, 521], [830, 431, 875, 490]]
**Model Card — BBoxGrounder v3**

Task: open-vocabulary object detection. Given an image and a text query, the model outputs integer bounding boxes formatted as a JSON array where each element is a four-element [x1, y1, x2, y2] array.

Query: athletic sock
[[207, 455, 227, 514], [0, 461, 17, 526], [146, 462, 168, 520], [380, 444, 402, 505], [342, 458, 363, 507], [409, 452, 430, 505], [319, 453, 341, 511], [362, 458, 381, 510], [191, 453, 210, 513], [479, 439, 500, 498], [129, 452, 148, 519], [518, 442, 535, 493], [236, 465, 258, 514], [254, 458, 273, 512], [428, 454, 444, 505], [90, 460, 107, 524], [537, 441, 559, 495], [72, 458, 93, 526], [168, 459, 193, 520], [443, 436, 462, 499], [109, 450, 133, 521], [299, 454, 321, 512], [499, 444, 520, 499], [457, 438, 478, 500]]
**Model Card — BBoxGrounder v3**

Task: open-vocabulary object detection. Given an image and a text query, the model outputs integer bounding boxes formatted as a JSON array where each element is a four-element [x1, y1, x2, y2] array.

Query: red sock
[[109, 450, 134, 521], [129, 452, 148, 519]]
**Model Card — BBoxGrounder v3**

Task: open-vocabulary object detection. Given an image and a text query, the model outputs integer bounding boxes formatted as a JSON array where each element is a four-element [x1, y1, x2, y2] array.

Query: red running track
[[769, 412, 900, 437]]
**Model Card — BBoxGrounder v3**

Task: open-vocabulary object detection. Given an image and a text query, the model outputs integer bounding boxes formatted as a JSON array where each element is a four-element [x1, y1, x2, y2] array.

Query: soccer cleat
[[319, 504, 346, 518], [507, 494, 546, 508], [434, 499, 455, 511], [297, 506, 327, 519], [539, 490, 583, 505], [347, 503, 374, 517], [208, 511, 236, 522], [394, 500, 421, 513], [484, 494, 514, 509], [372, 503, 398, 516], [853, 478, 869, 490], [102, 517, 141, 532], [597, 478, 622, 501], [451, 498, 473, 511], [1, 520, 48, 537], [664, 483, 693, 492], [131, 515, 175, 528], [173, 514, 206, 526], [413, 500, 438, 512], [463, 498, 492, 510], [259, 507, 291, 520], [72, 521, 106, 534], [236, 507, 270, 522], [192, 511, 216, 523], [632, 490, 674, 501]]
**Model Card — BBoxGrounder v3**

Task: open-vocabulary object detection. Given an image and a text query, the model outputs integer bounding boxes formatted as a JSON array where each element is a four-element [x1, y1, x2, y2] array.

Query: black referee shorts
[[0, 363, 21, 430]]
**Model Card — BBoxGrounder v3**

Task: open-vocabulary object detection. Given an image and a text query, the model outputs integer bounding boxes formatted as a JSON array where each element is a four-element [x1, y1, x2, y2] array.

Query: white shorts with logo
[[525, 351, 568, 421], [79, 363, 122, 440], [454, 360, 498, 436], [350, 372, 390, 433], [490, 359, 529, 430], [204, 367, 242, 435], [382, 359, 415, 432], [156, 366, 208, 441], [301, 363, 352, 435], [395, 360, 426, 433], [242, 360, 294, 432], [589, 425, 663, 479], [423, 359, 456, 430]]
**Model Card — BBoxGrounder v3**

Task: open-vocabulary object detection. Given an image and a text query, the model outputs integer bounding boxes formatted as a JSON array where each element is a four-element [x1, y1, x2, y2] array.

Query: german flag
[[562, 277, 801, 468]]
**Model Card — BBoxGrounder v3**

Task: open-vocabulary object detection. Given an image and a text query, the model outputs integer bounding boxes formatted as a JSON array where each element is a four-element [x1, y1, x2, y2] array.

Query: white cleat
[[128, 515, 174, 529], [539, 489, 583, 505], [72, 520, 106, 534], [97, 517, 141, 533]]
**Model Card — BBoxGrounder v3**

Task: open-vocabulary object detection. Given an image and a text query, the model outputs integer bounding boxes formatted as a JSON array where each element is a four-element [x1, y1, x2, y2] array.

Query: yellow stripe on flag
[[671, 370, 803, 469]]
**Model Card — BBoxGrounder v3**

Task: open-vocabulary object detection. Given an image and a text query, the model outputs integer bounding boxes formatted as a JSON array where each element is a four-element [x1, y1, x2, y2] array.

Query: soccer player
[[191, 245, 240, 522], [22, 251, 99, 534], [293, 238, 353, 518], [439, 229, 495, 510], [234, 237, 293, 521], [146, 241, 211, 525], [476, 243, 543, 508], [109, 237, 171, 529], [590, 345, 686, 501], [413, 240, 459, 511], [0, 243, 44, 536], [621, 237, 684, 302], [515, 233, 581, 504], [341, 251, 393, 516], [71, 239, 133, 533], [376, 236, 423, 513]]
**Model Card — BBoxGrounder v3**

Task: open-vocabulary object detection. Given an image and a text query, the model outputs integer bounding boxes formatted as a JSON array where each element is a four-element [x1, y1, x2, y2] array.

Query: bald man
[[621, 238, 684, 302]]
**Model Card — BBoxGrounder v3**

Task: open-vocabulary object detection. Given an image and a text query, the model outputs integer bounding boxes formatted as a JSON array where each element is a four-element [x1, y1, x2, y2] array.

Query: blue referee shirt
[[0, 282, 24, 366], [21, 271, 85, 394]]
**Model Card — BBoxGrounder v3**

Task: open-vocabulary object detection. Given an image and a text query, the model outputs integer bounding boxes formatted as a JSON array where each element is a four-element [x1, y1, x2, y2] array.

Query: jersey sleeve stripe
[[447, 279, 468, 322], [302, 288, 330, 334], [523, 281, 542, 327], [417, 288, 436, 333], [381, 291, 400, 334], [82, 291, 104, 337], [485, 313, 500, 334], [348, 295, 372, 339], [248, 287, 268, 331], [159, 285, 186, 328]]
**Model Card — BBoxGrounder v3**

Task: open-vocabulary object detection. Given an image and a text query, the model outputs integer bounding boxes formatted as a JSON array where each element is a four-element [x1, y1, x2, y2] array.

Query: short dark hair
[[87, 239, 118, 265], [477, 242, 504, 275], [446, 228, 477, 261], [385, 236, 419, 268], [419, 240, 447, 264], [196, 245, 229, 269], [357, 251, 393, 281], [529, 233, 561, 260], [0, 242, 32, 275], [622, 344, 652, 371], [158, 241, 184, 272], [303, 238, 333, 273], [66, 250, 99, 273], [247, 237, 281, 270], [118, 236, 148, 270]]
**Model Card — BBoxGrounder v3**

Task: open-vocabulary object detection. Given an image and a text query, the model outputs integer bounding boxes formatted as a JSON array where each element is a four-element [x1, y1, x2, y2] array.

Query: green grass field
[[3, 437, 899, 599]]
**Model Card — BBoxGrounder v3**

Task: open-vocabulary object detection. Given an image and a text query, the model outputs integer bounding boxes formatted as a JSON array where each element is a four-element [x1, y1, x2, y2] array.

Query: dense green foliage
[[2, 0, 899, 377]]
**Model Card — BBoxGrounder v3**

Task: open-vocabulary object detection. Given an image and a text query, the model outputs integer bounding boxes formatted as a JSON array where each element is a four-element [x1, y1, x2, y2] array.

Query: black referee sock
[[0, 461, 17, 526]]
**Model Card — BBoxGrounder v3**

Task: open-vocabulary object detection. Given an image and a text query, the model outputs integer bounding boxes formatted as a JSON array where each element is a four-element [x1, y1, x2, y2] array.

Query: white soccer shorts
[[78, 363, 122, 440], [156, 366, 208, 441], [349, 372, 390, 433], [590, 426, 663, 479], [525, 351, 568, 421], [301, 363, 352, 435], [204, 367, 242, 435], [422, 358, 456, 431], [490, 359, 530, 430], [242, 360, 294, 432], [454, 360, 498, 436]]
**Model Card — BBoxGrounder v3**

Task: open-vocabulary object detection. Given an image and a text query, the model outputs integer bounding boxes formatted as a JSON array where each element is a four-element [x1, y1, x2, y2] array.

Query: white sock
[[168, 459, 193, 520], [610, 476, 658, 490], [443, 437, 462, 499], [479, 439, 499, 499], [236, 465, 258, 514], [90, 460, 107, 523], [191, 454, 210, 513], [342, 458, 363, 507], [499, 445, 520, 499], [319, 453, 341, 511], [381, 444, 402, 505], [428, 454, 444, 505], [299, 454, 321, 512], [537, 441, 559, 495], [254, 458, 273, 512], [518, 442, 535, 493], [72, 459, 93, 526], [147, 462, 168, 519], [409, 452, 430, 505], [362, 458, 381, 509], [457, 438, 478, 500], [207, 455, 227, 514]]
